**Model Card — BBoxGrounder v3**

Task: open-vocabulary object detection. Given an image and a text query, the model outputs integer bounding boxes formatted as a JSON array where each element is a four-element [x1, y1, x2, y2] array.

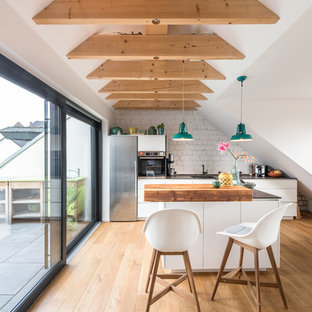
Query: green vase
[[231, 159, 240, 185], [157, 128, 164, 135]]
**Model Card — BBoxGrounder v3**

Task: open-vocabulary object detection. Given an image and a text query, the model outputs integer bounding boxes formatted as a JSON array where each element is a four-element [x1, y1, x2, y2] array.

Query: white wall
[[244, 99, 312, 174], [113, 110, 256, 175], [0, 1, 112, 124], [0, 137, 44, 179]]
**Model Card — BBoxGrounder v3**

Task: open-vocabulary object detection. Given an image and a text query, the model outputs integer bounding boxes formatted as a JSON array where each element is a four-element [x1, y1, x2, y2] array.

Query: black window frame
[[0, 53, 102, 312]]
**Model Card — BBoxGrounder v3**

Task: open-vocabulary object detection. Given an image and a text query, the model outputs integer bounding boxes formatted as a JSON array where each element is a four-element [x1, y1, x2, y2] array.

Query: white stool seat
[[211, 204, 292, 312], [217, 204, 292, 250], [219, 222, 256, 237], [143, 208, 202, 252]]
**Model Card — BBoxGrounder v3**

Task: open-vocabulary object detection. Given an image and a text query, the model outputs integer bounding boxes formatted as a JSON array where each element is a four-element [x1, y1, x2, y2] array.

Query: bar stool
[[143, 209, 202, 312], [211, 204, 291, 312]]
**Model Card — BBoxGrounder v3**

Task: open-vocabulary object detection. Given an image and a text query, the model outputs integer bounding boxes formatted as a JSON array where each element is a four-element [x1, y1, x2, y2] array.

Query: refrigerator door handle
[[134, 160, 138, 197]]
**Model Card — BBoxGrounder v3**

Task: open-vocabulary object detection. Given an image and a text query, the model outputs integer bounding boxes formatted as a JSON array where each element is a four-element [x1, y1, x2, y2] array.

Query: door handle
[[134, 160, 138, 197]]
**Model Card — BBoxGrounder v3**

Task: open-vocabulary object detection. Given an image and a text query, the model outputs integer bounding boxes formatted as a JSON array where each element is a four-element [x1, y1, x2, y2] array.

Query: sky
[[0, 77, 44, 129]]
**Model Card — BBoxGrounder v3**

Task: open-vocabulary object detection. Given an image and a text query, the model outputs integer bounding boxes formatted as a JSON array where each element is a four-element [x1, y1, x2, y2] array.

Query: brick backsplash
[[113, 110, 254, 175]]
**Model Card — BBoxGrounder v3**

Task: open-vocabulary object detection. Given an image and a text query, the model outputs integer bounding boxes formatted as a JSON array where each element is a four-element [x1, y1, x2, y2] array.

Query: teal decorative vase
[[231, 159, 240, 185], [157, 128, 164, 135]]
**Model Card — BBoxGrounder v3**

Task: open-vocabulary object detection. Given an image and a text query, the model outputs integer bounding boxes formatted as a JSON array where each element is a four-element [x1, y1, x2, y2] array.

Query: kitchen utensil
[[254, 165, 268, 177], [218, 172, 233, 187]]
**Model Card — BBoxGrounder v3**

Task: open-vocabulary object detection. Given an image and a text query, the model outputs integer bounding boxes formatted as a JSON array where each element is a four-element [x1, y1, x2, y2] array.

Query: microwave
[[138, 151, 166, 178]]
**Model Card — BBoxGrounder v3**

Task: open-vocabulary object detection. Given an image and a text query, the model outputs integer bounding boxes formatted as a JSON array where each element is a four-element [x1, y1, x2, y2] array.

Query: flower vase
[[231, 160, 240, 185]]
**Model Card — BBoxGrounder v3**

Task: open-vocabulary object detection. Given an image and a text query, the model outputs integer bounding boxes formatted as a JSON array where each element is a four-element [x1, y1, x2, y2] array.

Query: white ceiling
[[219, 5, 312, 101], [4, 0, 312, 109]]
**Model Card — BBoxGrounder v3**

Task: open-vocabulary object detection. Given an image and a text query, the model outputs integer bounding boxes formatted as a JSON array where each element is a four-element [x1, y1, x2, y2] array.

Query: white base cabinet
[[247, 178, 297, 219], [137, 179, 166, 220], [203, 202, 241, 270], [162, 199, 280, 272]]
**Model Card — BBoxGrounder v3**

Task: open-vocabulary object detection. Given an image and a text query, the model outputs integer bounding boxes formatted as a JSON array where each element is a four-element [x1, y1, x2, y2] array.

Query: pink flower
[[217, 141, 230, 152]]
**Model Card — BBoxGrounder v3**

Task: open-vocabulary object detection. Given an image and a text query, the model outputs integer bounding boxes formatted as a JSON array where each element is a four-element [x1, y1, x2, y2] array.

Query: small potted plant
[[157, 123, 165, 135]]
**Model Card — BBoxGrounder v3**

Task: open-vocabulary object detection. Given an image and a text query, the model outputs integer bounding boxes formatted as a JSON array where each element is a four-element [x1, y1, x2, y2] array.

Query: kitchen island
[[138, 174, 298, 218], [144, 183, 281, 272]]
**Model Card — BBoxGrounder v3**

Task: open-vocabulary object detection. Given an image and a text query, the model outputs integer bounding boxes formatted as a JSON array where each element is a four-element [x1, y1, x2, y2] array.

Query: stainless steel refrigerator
[[110, 136, 137, 221]]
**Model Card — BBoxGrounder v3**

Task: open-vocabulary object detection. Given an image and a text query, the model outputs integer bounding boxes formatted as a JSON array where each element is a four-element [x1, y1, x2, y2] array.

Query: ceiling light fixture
[[230, 75, 253, 142], [172, 60, 194, 142]]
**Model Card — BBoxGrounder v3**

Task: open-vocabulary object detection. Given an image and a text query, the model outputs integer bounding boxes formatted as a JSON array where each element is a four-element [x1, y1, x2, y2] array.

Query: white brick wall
[[113, 110, 254, 175]]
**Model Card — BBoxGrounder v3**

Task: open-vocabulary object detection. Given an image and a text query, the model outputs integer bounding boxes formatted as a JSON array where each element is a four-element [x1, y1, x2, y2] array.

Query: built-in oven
[[138, 151, 166, 178]]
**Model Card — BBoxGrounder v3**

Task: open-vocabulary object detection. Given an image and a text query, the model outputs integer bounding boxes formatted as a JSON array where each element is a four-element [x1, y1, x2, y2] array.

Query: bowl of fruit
[[268, 169, 283, 177]]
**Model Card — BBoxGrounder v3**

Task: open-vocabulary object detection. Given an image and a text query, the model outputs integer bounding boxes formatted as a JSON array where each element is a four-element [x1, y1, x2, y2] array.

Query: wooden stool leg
[[183, 251, 201, 312], [239, 247, 244, 267], [146, 250, 161, 312], [211, 238, 234, 300], [145, 248, 157, 293], [254, 249, 261, 312], [266, 245, 288, 309], [238, 247, 244, 279]]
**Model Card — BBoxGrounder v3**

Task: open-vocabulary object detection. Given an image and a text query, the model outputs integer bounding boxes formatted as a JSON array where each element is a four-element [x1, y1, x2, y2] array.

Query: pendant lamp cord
[[182, 59, 185, 121], [240, 79, 243, 123]]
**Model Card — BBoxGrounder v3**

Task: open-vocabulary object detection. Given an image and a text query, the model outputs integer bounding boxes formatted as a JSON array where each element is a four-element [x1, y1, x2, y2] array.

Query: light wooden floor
[[29, 213, 312, 312]]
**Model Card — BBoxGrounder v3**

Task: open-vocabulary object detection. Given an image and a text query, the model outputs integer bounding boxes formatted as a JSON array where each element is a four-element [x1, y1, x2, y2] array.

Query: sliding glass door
[[0, 54, 102, 311], [0, 77, 62, 311], [66, 113, 96, 248]]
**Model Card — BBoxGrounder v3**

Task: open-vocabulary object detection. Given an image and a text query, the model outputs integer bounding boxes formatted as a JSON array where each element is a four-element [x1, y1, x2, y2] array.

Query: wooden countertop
[[144, 184, 253, 202]]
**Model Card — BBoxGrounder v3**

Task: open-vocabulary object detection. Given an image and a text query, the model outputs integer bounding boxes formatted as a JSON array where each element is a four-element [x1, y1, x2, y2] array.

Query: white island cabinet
[[162, 202, 204, 270], [143, 181, 281, 272], [161, 199, 279, 272]]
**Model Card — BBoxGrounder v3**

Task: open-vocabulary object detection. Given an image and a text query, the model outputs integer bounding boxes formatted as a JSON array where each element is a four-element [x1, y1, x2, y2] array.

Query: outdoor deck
[[0, 222, 47, 311]]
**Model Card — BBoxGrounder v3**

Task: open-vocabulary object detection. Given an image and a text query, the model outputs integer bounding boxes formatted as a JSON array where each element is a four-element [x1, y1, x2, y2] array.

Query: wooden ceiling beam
[[106, 93, 207, 100], [87, 60, 225, 80], [145, 25, 168, 35], [99, 80, 213, 93], [114, 107, 198, 110], [33, 0, 279, 25], [113, 100, 200, 110], [67, 34, 244, 60]]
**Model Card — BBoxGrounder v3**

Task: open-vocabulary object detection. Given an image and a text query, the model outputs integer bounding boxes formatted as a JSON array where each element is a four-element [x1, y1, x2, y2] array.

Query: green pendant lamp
[[172, 60, 194, 141], [231, 76, 253, 142]]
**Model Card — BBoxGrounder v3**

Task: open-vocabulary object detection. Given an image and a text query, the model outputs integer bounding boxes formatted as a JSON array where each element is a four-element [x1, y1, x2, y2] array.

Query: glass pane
[[66, 116, 93, 245], [12, 189, 40, 201], [0, 77, 62, 311], [0, 204, 5, 218], [0, 189, 5, 201], [12, 203, 40, 218]]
